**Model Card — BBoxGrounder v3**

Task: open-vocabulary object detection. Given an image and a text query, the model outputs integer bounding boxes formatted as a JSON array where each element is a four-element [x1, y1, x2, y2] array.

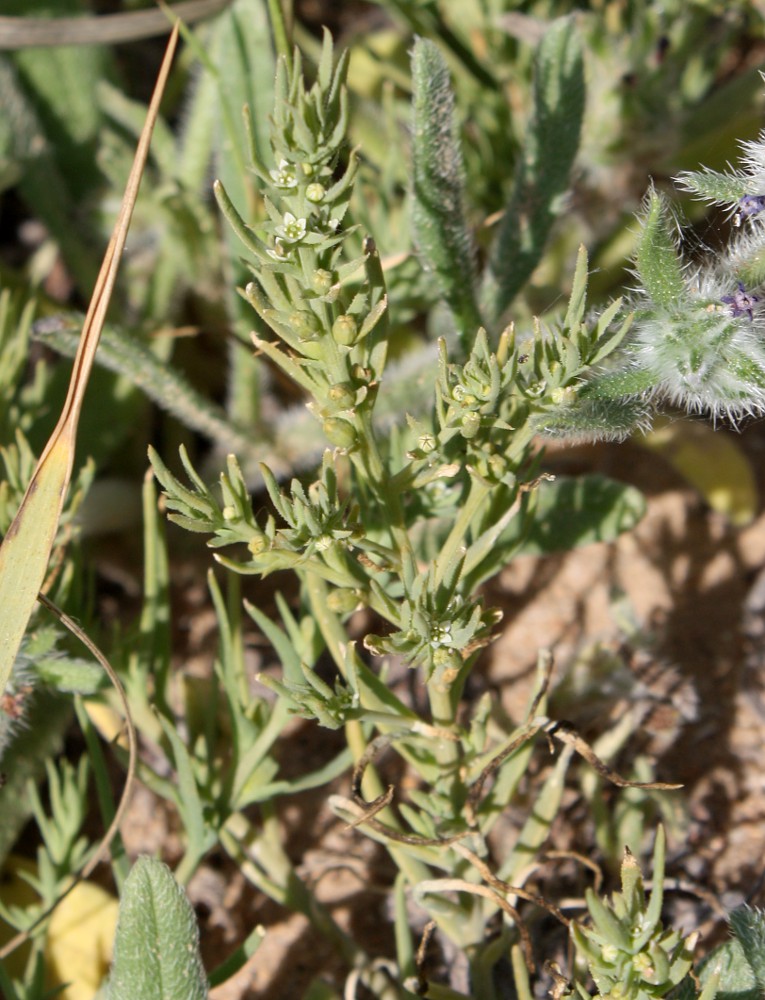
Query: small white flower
[[430, 624, 453, 649], [266, 237, 289, 261], [269, 158, 297, 189], [275, 212, 307, 244]]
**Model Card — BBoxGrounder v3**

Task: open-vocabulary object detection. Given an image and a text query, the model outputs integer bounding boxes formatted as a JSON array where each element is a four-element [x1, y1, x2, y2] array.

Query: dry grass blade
[[0, 22, 179, 698], [0, 1, 224, 48], [546, 721, 683, 790]]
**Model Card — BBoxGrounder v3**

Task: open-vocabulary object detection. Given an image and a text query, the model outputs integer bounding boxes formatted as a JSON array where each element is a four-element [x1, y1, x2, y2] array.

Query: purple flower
[[721, 282, 760, 321], [735, 194, 765, 225]]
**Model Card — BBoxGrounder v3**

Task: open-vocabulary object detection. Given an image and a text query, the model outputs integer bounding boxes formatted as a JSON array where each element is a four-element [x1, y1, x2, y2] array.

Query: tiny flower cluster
[[572, 829, 701, 1000], [365, 557, 502, 678], [215, 30, 389, 446]]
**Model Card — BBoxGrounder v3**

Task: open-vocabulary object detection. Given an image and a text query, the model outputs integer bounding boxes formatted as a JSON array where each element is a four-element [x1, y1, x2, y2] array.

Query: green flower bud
[[460, 411, 481, 438], [487, 453, 508, 480], [289, 310, 321, 337], [327, 382, 356, 410], [432, 647, 461, 672], [332, 314, 359, 346], [323, 416, 357, 449], [299, 340, 325, 360], [326, 588, 360, 614], [418, 432, 436, 453], [306, 182, 326, 203], [431, 647, 461, 690], [311, 269, 335, 296], [248, 535, 267, 556]]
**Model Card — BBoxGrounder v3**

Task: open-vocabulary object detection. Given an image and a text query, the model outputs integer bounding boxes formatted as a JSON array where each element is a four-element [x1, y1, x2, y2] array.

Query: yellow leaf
[[639, 417, 759, 526], [0, 859, 118, 996], [45, 881, 119, 1000]]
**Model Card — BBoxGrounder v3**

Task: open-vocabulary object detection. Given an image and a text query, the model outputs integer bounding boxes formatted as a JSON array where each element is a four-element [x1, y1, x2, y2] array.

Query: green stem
[[304, 575, 471, 944], [432, 477, 492, 587], [352, 407, 414, 564], [425, 675, 463, 813], [304, 571, 352, 676]]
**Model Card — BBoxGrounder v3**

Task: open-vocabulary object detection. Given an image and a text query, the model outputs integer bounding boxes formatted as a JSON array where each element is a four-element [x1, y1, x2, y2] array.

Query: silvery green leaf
[[106, 857, 208, 1000]]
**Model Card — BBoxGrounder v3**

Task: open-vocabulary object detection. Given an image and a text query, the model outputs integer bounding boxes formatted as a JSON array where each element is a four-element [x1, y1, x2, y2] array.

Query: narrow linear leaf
[[207, 922, 265, 989], [636, 826, 665, 949], [156, 713, 211, 866], [563, 244, 589, 331], [481, 16, 584, 323], [411, 37, 481, 342]]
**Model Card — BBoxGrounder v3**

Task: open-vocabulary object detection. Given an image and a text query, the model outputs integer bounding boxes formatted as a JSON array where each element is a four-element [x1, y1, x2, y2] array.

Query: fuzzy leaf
[[676, 166, 748, 207], [481, 16, 585, 322], [534, 394, 651, 442], [411, 38, 481, 341], [106, 858, 208, 1000], [582, 366, 660, 400], [698, 937, 758, 1000], [635, 190, 686, 308], [729, 907, 765, 990]]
